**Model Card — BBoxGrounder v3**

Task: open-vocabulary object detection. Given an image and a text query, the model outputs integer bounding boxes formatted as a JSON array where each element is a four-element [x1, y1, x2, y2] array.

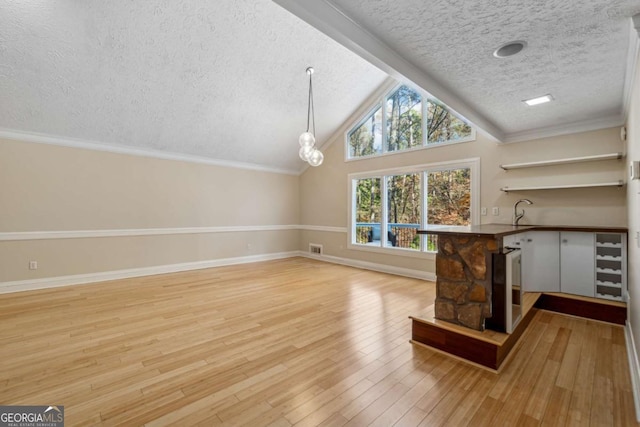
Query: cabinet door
[[522, 231, 560, 292], [503, 233, 523, 249], [560, 232, 595, 297]]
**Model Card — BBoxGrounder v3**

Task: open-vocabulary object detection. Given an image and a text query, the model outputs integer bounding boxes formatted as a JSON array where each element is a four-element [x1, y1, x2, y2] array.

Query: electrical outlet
[[481, 207, 487, 216], [29, 261, 38, 270], [492, 207, 500, 216], [247, 243, 252, 250]]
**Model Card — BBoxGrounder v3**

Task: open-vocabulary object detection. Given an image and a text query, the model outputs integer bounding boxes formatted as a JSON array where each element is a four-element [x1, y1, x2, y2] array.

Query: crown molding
[[272, 0, 504, 143], [623, 17, 640, 121], [501, 114, 625, 144], [0, 128, 299, 176]]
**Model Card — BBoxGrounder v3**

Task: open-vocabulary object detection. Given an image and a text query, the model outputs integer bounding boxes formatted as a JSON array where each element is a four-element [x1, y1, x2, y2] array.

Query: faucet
[[513, 199, 533, 226]]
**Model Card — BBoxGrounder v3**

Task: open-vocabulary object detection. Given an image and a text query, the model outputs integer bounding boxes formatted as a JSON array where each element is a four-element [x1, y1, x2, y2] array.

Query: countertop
[[416, 223, 628, 238]]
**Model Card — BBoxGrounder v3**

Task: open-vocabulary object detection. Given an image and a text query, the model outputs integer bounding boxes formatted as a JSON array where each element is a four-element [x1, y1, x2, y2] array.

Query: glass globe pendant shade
[[299, 145, 314, 161], [299, 132, 315, 148], [307, 149, 324, 167]]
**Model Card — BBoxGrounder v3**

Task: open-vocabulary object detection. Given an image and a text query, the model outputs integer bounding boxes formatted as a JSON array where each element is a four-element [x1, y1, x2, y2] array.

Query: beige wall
[[300, 104, 626, 274], [627, 49, 640, 378], [0, 91, 630, 285], [0, 138, 300, 282]]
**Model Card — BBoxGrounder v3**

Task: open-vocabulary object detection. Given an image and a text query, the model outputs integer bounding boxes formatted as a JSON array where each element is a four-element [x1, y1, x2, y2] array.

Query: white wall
[[626, 39, 640, 408]]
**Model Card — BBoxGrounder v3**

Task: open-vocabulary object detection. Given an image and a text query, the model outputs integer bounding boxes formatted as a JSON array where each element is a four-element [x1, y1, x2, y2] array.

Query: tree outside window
[[387, 174, 421, 249], [347, 84, 474, 159], [427, 100, 473, 144], [425, 168, 471, 251], [351, 165, 473, 253], [348, 107, 382, 158], [386, 86, 422, 152], [354, 178, 381, 245]]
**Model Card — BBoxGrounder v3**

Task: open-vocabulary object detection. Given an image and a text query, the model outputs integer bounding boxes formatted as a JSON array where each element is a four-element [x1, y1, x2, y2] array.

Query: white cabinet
[[595, 233, 627, 301], [504, 230, 627, 301], [560, 232, 595, 297], [521, 231, 560, 292]]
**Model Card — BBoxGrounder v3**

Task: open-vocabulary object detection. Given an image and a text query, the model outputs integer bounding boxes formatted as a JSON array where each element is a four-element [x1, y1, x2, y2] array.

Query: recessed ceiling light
[[523, 94, 554, 106], [493, 41, 527, 58]]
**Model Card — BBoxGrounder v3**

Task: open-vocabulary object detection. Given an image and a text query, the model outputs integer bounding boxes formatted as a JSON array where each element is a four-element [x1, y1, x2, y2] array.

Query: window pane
[[386, 86, 422, 152], [387, 173, 421, 250], [354, 178, 381, 245], [426, 168, 471, 251], [348, 108, 382, 157], [427, 100, 472, 144]]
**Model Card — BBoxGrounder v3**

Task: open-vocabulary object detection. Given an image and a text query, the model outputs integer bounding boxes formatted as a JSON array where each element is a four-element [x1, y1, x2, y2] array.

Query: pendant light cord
[[306, 70, 315, 135]]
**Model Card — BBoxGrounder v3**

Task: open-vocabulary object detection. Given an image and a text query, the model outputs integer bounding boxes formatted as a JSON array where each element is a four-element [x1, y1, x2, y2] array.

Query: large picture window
[[347, 84, 474, 160], [349, 159, 478, 254]]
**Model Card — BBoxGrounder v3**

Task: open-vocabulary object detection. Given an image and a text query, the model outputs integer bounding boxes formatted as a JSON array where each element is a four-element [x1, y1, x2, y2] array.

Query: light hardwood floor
[[0, 257, 636, 426]]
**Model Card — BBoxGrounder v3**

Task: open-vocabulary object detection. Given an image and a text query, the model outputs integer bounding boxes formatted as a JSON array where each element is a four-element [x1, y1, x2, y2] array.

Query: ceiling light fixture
[[493, 41, 527, 58], [299, 66, 323, 167], [524, 94, 554, 106]]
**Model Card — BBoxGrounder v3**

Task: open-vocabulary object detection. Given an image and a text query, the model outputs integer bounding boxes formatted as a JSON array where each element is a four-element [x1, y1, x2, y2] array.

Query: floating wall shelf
[[500, 152, 623, 170], [500, 181, 625, 192]]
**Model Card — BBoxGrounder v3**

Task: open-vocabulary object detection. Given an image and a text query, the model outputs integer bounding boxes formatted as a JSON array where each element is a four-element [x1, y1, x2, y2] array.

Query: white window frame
[[348, 158, 480, 257], [345, 84, 476, 162]]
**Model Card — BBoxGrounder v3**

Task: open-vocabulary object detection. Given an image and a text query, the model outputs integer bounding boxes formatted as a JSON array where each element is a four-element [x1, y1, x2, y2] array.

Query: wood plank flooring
[[0, 257, 636, 426]]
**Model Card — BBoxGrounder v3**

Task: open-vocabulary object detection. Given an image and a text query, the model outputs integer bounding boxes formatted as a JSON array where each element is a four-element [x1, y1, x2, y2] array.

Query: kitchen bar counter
[[417, 223, 627, 238]]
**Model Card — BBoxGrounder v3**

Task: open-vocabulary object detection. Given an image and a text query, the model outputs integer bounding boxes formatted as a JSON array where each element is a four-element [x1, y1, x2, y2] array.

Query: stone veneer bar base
[[434, 235, 499, 331]]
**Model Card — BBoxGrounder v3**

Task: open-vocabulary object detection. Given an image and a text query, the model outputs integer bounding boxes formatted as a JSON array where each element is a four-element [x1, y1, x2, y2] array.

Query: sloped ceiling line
[[273, 0, 640, 144], [272, 0, 505, 142]]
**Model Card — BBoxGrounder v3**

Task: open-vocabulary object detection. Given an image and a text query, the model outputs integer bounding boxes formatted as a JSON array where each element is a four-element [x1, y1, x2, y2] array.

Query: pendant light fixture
[[299, 66, 323, 167]]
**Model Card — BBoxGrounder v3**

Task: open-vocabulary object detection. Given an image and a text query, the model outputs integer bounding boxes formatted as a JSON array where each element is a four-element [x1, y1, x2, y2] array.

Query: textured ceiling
[[324, 0, 640, 138], [0, 0, 387, 172], [2, 1, 639, 173]]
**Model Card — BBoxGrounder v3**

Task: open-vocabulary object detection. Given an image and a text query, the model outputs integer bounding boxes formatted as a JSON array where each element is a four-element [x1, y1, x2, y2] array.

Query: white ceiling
[[0, 0, 387, 173], [1, 1, 639, 173], [277, 0, 640, 142]]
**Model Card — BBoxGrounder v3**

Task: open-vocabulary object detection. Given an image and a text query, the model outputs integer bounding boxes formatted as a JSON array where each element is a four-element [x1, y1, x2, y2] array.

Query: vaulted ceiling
[[1, 0, 639, 173], [0, 0, 387, 173], [276, 0, 640, 143]]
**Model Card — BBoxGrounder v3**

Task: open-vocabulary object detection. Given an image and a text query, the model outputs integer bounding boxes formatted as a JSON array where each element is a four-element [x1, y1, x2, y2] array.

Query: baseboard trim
[[534, 293, 626, 325], [0, 250, 437, 294], [625, 321, 640, 422], [0, 251, 298, 294], [299, 252, 436, 281]]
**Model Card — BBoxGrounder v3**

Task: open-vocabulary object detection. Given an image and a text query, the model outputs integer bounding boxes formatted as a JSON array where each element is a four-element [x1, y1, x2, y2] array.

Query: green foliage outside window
[[387, 174, 421, 250], [354, 178, 381, 244]]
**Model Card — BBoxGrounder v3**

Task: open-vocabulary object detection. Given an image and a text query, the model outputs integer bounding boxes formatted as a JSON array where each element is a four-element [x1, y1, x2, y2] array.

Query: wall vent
[[309, 243, 323, 255]]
